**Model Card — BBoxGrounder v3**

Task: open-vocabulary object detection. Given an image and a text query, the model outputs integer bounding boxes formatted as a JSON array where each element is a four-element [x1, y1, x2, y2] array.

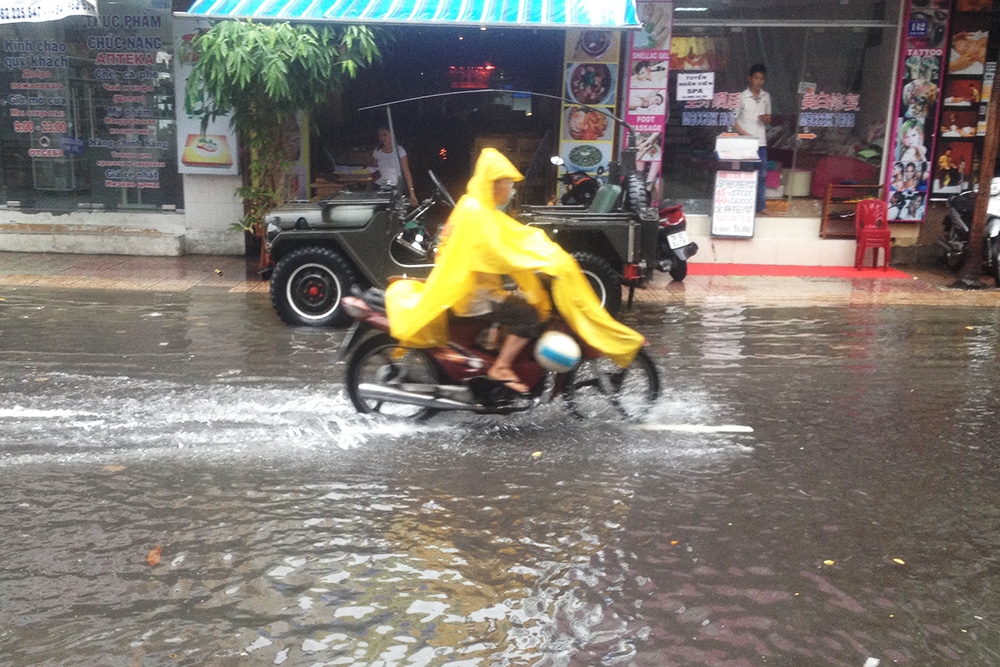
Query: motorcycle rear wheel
[[346, 333, 442, 420], [564, 348, 660, 421]]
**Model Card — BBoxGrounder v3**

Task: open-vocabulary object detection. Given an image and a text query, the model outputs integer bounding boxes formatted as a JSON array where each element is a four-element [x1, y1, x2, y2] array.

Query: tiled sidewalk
[[1, 251, 998, 307]]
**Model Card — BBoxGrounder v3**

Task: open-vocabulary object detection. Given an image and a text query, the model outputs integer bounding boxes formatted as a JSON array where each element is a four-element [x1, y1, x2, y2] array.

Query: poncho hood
[[385, 149, 644, 367]]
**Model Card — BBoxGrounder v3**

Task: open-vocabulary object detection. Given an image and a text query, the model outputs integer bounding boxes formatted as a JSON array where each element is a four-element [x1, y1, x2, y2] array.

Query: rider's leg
[[485, 296, 541, 394], [487, 334, 531, 393]]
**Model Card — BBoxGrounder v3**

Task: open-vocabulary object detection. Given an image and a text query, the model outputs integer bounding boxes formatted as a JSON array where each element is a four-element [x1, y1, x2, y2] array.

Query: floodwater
[[1, 287, 999, 666]]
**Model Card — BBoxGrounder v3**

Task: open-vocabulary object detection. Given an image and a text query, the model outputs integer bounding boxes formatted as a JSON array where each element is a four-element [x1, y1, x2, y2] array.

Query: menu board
[[711, 170, 756, 238], [620, 0, 673, 205], [0, 0, 179, 210]]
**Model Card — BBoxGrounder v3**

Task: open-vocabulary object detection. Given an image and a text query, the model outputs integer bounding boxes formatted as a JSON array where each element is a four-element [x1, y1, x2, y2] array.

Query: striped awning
[[177, 0, 641, 29]]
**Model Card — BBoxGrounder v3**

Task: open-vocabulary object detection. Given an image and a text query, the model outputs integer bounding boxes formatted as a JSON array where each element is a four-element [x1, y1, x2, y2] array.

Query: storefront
[[660, 0, 998, 264]]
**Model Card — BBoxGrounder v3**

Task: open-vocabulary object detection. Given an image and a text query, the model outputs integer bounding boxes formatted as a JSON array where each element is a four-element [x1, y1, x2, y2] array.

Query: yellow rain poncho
[[385, 148, 644, 367]]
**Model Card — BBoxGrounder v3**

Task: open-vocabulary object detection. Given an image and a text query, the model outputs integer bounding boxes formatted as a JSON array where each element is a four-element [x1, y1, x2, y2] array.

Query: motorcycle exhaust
[[357, 383, 475, 411]]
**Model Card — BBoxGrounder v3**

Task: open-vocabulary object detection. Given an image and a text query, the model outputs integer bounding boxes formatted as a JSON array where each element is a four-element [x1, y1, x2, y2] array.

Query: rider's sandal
[[485, 375, 530, 395]]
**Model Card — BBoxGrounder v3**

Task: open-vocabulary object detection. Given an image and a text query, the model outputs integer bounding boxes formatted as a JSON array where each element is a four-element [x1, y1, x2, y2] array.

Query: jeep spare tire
[[270, 246, 358, 326], [623, 172, 650, 212], [572, 251, 622, 316]]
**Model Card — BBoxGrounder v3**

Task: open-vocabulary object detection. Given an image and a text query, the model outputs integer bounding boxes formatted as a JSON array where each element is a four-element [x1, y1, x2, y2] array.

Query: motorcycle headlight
[[991, 177, 1000, 197]]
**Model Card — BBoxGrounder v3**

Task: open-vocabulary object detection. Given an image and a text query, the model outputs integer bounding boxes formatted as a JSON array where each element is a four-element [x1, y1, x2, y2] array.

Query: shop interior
[[311, 25, 567, 212], [662, 21, 897, 216]]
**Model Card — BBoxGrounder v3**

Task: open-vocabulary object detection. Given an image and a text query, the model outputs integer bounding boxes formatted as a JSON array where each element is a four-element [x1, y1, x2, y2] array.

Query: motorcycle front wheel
[[346, 333, 442, 420], [564, 349, 660, 421], [669, 259, 688, 282]]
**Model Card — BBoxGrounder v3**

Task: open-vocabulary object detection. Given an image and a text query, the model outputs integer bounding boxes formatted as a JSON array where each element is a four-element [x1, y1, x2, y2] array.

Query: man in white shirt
[[734, 63, 772, 215], [372, 127, 418, 206]]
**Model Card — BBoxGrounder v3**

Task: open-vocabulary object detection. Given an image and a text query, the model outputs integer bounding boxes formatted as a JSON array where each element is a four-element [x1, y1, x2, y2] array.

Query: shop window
[[0, 0, 181, 212], [663, 23, 895, 213]]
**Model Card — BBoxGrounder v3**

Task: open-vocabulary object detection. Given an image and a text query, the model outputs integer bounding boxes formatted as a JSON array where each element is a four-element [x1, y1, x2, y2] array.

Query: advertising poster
[[884, 0, 950, 222], [621, 0, 673, 205], [174, 18, 239, 176], [558, 29, 621, 182]]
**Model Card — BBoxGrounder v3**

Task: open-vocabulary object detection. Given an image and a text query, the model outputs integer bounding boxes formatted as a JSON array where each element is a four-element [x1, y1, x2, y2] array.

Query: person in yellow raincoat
[[385, 148, 645, 393]]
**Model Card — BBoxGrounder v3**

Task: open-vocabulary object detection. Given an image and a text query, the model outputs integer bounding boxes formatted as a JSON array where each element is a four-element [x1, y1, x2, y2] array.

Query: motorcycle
[[656, 201, 699, 282], [338, 288, 660, 421], [936, 176, 1000, 284], [558, 168, 602, 206]]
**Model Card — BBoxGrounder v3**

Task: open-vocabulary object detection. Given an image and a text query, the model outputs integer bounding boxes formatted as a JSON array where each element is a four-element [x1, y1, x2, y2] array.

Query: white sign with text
[[0, 0, 96, 24], [677, 72, 714, 101]]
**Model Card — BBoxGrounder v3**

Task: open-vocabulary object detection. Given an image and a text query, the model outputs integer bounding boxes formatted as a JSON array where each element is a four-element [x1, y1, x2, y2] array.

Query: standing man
[[735, 64, 772, 215]]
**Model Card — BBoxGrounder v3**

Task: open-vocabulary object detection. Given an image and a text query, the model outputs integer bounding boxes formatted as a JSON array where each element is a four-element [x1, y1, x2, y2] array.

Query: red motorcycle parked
[[338, 288, 659, 421], [656, 202, 698, 282]]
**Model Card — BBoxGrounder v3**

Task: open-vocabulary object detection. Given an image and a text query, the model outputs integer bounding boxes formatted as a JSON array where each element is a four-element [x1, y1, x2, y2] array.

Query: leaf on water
[[34, 377, 48, 382], [966, 326, 975, 330], [892, 558, 905, 565], [102, 465, 126, 472], [531, 451, 542, 459], [670, 540, 679, 545], [823, 560, 835, 565], [148, 546, 162, 567]]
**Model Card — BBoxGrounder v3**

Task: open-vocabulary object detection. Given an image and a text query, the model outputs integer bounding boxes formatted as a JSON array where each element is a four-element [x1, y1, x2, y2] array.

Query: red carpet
[[688, 263, 912, 279]]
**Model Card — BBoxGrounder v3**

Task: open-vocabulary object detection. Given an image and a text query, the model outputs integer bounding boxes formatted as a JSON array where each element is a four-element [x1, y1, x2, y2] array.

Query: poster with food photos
[[885, 0, 950, 221], [558, 29, 620, 185]]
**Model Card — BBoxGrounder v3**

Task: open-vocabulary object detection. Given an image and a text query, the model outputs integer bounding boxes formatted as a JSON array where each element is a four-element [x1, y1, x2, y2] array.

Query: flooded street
[[1, 285, 999, 666]]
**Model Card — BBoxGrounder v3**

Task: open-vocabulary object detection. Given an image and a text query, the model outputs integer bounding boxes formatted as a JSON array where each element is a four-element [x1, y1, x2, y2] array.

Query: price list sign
[[711, 170, 757, 238]]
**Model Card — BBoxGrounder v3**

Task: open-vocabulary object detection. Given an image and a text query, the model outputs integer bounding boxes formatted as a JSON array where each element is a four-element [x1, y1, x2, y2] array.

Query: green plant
[[184, 20, 381, 233]]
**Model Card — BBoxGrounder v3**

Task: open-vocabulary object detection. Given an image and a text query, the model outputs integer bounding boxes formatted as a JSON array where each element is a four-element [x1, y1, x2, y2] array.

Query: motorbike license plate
[[666, 230, 689, 250]]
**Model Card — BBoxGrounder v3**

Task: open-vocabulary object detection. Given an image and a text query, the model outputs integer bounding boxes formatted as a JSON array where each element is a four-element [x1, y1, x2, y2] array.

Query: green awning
[[177, 0, 641, 29]]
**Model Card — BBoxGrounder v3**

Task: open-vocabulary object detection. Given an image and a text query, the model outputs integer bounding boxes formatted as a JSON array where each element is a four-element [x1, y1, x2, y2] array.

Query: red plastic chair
[[854, 199, 892, 269]]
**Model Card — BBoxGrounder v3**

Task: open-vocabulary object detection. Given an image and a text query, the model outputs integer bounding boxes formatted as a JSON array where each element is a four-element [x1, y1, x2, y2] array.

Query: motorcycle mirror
[[991, 177, 1000, 197], [550, 155, 565, 166]]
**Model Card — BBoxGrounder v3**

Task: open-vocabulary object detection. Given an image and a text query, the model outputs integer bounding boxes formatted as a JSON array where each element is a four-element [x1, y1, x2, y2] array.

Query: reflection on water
[[1, 295, 1000, 665]]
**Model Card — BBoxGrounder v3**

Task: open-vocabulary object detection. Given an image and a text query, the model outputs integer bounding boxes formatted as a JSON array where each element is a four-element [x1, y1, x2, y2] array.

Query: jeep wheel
[[270, 247, 358, 327], [573, 251, 622, 316]]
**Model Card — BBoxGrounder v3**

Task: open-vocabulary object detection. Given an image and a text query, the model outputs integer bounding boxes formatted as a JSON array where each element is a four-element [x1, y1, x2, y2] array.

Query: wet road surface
[[1, 285, 999, 666]]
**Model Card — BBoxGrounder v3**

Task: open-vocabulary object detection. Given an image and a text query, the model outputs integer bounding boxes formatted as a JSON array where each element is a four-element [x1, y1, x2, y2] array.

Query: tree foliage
[[183, 20, 381, 232]]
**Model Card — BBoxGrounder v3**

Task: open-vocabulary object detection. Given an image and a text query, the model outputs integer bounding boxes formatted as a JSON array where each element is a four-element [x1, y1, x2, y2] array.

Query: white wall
[[181, 173, 245, 255]]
